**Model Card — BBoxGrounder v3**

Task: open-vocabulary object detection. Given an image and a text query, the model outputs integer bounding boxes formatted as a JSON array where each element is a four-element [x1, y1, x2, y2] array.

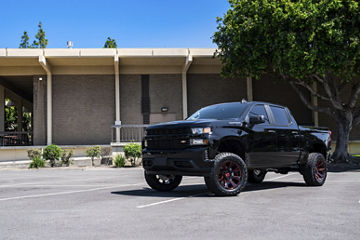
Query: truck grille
[[147, 137, 189, 150], [146, 127, 190, 136]]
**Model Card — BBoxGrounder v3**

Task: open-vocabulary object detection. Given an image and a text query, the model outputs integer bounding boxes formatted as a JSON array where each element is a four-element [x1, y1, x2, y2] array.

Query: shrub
[[29, 156, 45, 169], [27, 149, 42, 160], [43, 145, 63, 167], [60, 149, 73, 167], [114, 154, 125, 168], [124, 143, 142, 166], [86, 146, 101, 166]]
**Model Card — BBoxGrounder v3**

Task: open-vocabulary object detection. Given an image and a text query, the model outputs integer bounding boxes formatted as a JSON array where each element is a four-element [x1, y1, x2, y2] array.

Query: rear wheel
[[204, 152, 247, 196], [248, 169, 266, 183], [302, 153, 327, 186], [144, 172, 182, 191]]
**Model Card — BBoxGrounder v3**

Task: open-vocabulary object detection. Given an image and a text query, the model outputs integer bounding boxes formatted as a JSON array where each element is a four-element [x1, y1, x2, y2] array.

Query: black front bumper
[[142, 147, 214, 176]]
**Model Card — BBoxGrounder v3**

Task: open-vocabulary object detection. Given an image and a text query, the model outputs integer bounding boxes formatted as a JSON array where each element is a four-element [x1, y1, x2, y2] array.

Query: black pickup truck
[[142, 101, 331, 196]]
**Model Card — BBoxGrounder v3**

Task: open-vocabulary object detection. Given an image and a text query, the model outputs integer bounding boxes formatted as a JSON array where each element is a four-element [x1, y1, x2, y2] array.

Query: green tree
[[22, 112, 32, 132], [104, 37, 117, 48], [4, 98, 17, 131], [19, 31, 30, 48], [32, 22, 48, 48], [213, 0, 360, 162]]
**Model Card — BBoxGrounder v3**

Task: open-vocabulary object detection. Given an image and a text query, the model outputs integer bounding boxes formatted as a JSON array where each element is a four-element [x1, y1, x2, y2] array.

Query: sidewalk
[[0, 157, 101, 169]]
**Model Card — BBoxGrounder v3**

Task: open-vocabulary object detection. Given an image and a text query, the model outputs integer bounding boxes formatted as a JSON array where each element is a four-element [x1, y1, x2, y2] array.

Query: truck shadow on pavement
[[327, 163, 360, 172], [111, 181, 306, 198]]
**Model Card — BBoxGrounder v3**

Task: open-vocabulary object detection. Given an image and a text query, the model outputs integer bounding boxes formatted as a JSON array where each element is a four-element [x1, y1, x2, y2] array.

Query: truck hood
[[147, 119, 243, 129], [148, 119, 213, 129]]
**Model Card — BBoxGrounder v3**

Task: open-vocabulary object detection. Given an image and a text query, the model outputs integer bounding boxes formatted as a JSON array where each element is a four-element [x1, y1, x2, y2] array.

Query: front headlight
[[191, 127, 212, 135]]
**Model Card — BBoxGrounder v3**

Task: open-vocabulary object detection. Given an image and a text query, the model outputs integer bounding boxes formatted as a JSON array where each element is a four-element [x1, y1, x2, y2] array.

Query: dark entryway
[[0, 76, 33, 146]]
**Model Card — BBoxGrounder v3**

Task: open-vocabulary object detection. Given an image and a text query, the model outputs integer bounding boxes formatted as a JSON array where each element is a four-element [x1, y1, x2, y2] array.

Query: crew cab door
[[246, 104, 279, 168], [267, 105, 300, 166]]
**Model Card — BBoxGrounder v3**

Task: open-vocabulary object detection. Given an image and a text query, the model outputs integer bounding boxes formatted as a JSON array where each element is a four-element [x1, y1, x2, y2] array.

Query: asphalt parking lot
[[0, 167, 359, 240]]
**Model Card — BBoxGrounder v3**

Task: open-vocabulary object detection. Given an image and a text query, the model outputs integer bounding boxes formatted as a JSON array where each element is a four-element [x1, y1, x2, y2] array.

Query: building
[[0, 48, 359, 162]]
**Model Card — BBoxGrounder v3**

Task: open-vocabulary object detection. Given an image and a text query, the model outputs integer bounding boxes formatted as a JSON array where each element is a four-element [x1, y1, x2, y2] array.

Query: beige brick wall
[[119, 74, 183, 124], [120, 75, 142, 124], [52, 75, 115, 145], [31, 72, 359, 146], [187, 74, 247, 116], [149, 74, 182, 122]]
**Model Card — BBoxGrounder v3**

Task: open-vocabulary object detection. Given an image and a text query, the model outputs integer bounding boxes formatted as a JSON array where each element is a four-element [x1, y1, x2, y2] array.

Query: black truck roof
[[210, 101, 286, 109]]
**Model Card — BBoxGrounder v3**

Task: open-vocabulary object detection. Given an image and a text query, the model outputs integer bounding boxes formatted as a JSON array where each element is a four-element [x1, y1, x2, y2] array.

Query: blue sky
[[0, 0, 229, 48]]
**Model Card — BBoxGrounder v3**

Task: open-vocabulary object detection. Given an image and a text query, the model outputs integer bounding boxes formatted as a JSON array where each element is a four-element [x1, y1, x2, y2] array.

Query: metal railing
[[111, 124, 149, 143], [0, 131, 33, 146]]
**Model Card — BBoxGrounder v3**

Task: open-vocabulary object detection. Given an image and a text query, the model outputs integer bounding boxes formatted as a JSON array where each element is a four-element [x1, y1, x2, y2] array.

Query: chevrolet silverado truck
[[142, 101, 331, 196]]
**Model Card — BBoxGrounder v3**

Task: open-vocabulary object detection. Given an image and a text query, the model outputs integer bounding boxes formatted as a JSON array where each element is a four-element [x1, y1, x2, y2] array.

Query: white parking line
[[137, 197, 185, 208], [0, 183, 143, 202], [136, 192, 205, 209], [0, 175, 135, 188], [267, 173, 297, 181], [0, 183, 33, 188], [137, 173, 298, 209], [0, 184, 127, 188]]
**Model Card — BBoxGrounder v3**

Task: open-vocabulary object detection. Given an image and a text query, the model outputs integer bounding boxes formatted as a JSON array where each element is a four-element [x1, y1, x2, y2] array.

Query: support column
[[33, 76, 47, 145], [39, 55, 52, 145], [47, 74, 52, 145], [246, 77, 253, 101], [114, 54, 120, 142], [312, 82, 319, 127], [0, 85, 4, 132], [16, 99, 23, 132], [182, 55, 193, 119]]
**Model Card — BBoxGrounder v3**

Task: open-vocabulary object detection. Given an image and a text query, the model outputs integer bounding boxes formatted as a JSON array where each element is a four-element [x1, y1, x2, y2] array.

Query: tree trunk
[[332, 112, 352, 163], [288, 79, 359, 163]]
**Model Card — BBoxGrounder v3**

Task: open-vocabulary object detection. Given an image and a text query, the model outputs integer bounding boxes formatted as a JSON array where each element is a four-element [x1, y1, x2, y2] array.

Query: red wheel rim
[[217, 160, 242, 190], [315, 160, 326, 182]]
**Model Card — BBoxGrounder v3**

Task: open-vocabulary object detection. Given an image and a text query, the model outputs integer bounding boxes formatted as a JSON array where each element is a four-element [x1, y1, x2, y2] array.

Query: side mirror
[[249, 115, 265, 126]]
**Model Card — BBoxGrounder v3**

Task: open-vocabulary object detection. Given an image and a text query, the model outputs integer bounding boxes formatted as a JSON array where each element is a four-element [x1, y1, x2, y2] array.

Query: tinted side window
[[248, 105, 269, 124], [270, 106, 290, 125]]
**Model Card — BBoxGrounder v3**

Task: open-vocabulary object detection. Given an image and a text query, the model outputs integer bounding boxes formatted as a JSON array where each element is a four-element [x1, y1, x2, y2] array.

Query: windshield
[[187, 102, 248, 120]]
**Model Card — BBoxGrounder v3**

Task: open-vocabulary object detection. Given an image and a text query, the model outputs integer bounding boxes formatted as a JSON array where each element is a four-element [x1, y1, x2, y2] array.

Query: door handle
[[291, 131, 299, 134], [266, 130, 276, 133]]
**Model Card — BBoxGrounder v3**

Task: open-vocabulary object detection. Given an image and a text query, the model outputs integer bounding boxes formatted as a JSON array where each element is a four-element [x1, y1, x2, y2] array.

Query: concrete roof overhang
[[0, 48, 222, 75]]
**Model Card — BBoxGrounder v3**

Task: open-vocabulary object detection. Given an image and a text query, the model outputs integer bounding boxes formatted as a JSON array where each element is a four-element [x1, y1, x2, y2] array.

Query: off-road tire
[[144, 172, 182, 191], [302, 153, 327, 186], [204, 152, 247, 196], [248, 169, 266, 183]]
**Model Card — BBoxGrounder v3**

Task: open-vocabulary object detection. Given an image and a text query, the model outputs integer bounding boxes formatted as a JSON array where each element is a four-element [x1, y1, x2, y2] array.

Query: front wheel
[[205, 152, 247, 196], [302, 153, 327, 186], [144, 172, 182, 191]]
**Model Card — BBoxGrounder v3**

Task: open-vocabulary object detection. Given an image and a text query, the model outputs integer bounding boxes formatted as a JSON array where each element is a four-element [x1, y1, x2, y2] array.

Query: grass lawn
[[354, 155, 360, 157]]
